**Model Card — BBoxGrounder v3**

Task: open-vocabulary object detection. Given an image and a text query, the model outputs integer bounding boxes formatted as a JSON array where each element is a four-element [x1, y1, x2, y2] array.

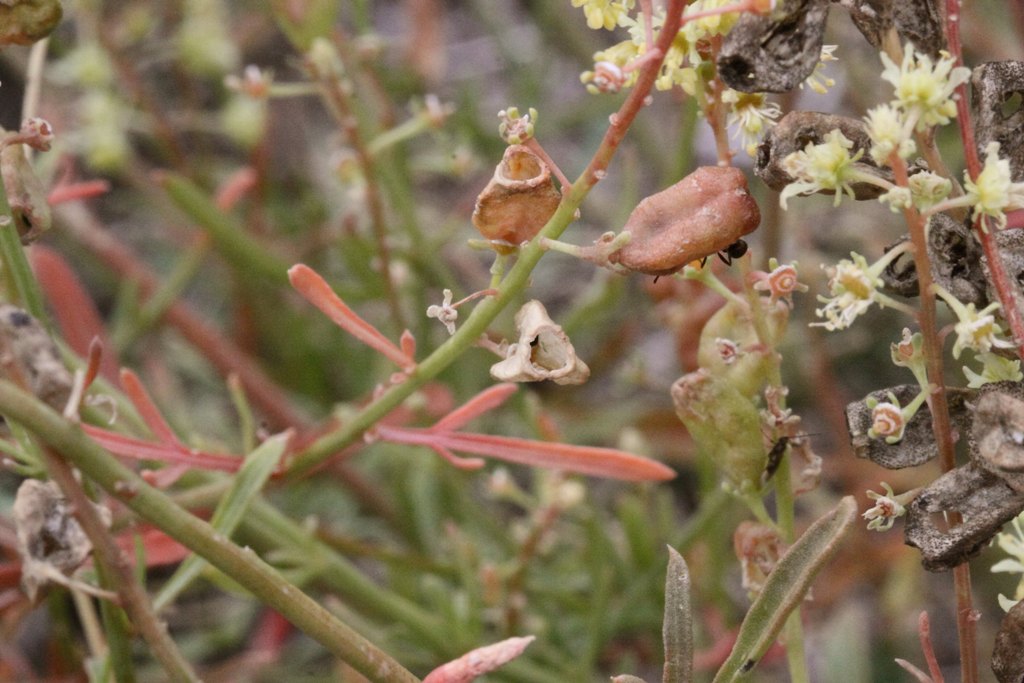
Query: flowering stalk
[[286, 0, 688, 478], [891, 151, 978, 683]]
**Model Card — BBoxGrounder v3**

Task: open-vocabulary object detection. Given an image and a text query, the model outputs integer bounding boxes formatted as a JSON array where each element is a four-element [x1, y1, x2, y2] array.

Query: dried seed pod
[[14, 479, 110, 601], [471, 145, 562, 253], [993, 599, 1024, 683], [489, 300, 590, 385], [1, 134, 52, 243], [0, 0, 63, 46], [836, 0, 944, 57], [0, 305, 72, 414], [904, 461, 1024, 571], [610, 166, 761, 276], [755, 111, 892, 200], [717, 0, 830, 93], [846, 384, 973, 469], [880, 212, 988, 307], [969, 384, 1024, 492], [733, 521, 785, 598], [971, 61, 1024, 181], [983, 225, 1024, 319]]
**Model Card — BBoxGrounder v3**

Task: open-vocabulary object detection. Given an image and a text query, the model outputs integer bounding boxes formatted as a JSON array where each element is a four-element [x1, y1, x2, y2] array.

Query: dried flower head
[[489, 300, 590, 385]]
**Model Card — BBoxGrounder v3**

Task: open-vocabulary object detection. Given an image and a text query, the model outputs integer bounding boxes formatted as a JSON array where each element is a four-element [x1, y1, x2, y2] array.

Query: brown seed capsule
[[610, 166, 761, 276], [471, 145, 562, 253], [993, 599, 1024, 683], [971, 61, 1024, 181], [971, 386, 1024, 492]]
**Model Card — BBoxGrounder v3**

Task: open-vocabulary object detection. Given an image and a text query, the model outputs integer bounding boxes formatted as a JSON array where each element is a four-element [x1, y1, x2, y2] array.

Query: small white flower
[[723, 89, 781, 156], [963, 142, 1024, 230], [812, 247, 911, 331], [779, 130, 864, 209], [908, 172, 953, 209], [879, 44, 970, 131], [715, 337, 740, 364], [933, 284, 1015, 358], [964, 352, 1023, 388], [864, 103, 915, 164], [878, 186, 913, 212], [571, 0, 635, 31], [426, 289, 458, 335], [497, 107, 538, 145], [993, 514, 1024, 611], [863, 482, 908, 532], [801, 45, 837, 95], [868, 401, 906, 442]]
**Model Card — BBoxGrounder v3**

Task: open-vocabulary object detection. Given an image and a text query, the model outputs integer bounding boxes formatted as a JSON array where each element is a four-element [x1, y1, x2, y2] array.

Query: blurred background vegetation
[[1, 0, 1023, 680]]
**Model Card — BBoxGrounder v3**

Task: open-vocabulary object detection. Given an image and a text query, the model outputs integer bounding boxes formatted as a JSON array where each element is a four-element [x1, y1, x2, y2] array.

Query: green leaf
[[153, 432, 289, 611], [663, 546, 693, 683], [712, 496, 858, 683]]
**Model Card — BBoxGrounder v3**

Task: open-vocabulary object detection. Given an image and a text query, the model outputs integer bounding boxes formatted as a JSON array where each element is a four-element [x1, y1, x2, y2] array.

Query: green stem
[[0, 183, 47, 323], [40, 447, 200, 682], [0, 381, 420, 683], [285, 0, 688, 478]]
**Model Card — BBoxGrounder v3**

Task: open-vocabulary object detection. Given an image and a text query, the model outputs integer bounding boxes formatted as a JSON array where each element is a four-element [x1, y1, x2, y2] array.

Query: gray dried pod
[[846, 384, 973, 469], [489, 300, 590, 385], [983, 225, 1024, 321], [609, 166, 760, 276], [14, 479, 111, 601], [755, 111, 892, 199], [835, 0, 944, 57], [904, 461, 1024, 571], [717, 0, 829, 93], [1, 135, 52, 243], [880, 212, 989, 307], [971, 61, 1024, 181], [969, 384, 1024, 492], [0, 305, 72, 414], [993, 599, 1024, 683], [471, 145, 562, 252]]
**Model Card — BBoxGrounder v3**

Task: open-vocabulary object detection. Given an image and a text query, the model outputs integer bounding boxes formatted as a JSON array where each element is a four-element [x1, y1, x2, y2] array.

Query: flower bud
[[610, 166, 761, 276], [472, 145, 561, 252]]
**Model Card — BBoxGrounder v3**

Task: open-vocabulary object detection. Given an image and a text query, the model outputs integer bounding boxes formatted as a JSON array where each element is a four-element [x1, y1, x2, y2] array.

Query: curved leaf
[[663, 546, 693, 683]]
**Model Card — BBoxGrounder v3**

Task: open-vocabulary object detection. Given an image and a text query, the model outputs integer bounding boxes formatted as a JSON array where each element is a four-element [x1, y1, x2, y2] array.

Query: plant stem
[[891, 155, 978, 683], [286, 0, 687, 478], [39, 447, 201, 682], [0, 184, 48, 324], [946, 0, 1024, 358], [0, 380, 421, 683]]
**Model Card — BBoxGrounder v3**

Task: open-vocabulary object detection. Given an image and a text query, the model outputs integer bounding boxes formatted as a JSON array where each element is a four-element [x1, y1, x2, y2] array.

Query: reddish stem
[[947, 0, 1024, 356]]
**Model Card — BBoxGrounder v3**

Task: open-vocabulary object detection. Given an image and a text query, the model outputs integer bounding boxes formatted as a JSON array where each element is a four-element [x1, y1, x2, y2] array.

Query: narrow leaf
[[429, 383, 517, 432], [288, 264, 414, 369], [422, 636, 535, 683], [663, 546, 693, 683], [377, 426, 676, 482], [120, 369, 181, 445], [153, 431, 290, 611], [712, 496, 858, 683], [83, 426, 243, 471]]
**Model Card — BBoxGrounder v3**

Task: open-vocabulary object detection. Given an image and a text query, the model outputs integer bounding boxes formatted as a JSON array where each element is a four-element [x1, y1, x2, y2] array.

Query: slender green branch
[[39, 447, 201, 682], [286, 0, 687, 478], [0, 184, 48, 324], [0, 380, 420, 683]]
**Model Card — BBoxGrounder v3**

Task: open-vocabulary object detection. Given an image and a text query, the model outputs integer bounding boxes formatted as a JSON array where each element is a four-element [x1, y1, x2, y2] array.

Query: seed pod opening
[[610, 166, 761, 276], [471, 145, 562, 252]]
